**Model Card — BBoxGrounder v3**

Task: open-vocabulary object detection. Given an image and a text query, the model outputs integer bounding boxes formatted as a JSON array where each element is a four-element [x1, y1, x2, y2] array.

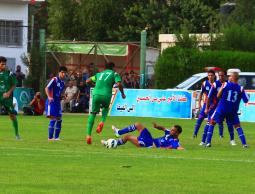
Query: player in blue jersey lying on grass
[[101, 122, 184, 149]]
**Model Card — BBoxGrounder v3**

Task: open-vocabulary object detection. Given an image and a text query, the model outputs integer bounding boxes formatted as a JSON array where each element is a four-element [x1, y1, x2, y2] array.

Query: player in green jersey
[[0, 56, 20, 139], [85, 62, 126, 144]]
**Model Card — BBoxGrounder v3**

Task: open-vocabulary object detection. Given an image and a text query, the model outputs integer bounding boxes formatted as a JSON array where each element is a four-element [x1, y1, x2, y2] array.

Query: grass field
[[0, 114, 255, 194]]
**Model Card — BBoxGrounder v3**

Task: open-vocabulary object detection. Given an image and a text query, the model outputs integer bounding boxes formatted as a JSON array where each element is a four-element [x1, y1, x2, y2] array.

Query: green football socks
[[12, 117, 19, 137], [101, 108, 109, 122], [87, 114, 96, 135]]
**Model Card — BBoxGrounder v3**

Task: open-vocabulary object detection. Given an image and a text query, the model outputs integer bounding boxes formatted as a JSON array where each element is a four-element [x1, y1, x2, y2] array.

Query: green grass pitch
[[0, 115, 255, 194]]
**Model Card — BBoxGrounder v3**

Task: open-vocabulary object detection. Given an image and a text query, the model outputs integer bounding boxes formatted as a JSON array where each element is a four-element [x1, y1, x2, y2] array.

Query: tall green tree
[[48, 0, 81, 40], [48, 0, 136, 41], [167, 0, 220, 33], [112, 0, 170, 47], [78, 0, 129, 41], [227, 0, 255, 28]]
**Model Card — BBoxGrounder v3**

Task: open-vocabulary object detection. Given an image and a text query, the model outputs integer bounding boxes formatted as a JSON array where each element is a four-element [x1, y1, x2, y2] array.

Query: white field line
[[0, 146, 254, 164]]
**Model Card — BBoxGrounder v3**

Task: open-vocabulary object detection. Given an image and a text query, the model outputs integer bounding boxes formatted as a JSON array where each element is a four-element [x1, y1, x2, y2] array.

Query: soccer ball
[[106, 139, 118, 149]]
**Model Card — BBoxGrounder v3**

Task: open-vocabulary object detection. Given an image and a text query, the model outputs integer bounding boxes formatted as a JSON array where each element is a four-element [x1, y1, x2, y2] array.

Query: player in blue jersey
[[205, 69, 249, 148], [101, 122, 184, 149], [200, 70, 236, 146], [45, 66, 67, 141], [193, 70, 215, 138]]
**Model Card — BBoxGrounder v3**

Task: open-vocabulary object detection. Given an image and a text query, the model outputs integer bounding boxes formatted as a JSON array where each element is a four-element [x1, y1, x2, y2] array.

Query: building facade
[[0, 0, 29, 73]]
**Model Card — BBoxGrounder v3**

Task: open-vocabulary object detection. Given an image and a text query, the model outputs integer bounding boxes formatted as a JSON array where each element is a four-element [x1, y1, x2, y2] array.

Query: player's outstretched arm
[[116, 82, 126, 99], [152, 122, 166, 131], [240, 88, 249, 103]]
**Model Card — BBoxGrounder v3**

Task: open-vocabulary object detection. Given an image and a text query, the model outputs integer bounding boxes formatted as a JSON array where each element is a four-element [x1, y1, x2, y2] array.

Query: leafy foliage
[[47, 0, 221, 46], [48, 0, 80, 40], [226, 0, 255, 28], [167, 0, 220, 33], [111, 1, 170, 46], [211, 23, 255, 52]]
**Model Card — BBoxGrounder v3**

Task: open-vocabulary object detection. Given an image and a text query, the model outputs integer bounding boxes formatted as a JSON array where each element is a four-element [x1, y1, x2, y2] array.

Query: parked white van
[[174, 71, 255, 117], [175, 72, 255, 90]]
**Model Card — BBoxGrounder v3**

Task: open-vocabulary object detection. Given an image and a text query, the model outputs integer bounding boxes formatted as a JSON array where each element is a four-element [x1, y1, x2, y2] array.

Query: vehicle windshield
[[175, 76, 201, 89]]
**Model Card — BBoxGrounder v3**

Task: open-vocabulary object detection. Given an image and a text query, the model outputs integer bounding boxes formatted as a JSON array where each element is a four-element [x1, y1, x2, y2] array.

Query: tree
[[167, 0, 220, 33], [226, 0, 255, 28], [112, 0, 170, 47], [47, 0, 136, 41], [48, 0, 81, 40], [78, 0, 126, 41]]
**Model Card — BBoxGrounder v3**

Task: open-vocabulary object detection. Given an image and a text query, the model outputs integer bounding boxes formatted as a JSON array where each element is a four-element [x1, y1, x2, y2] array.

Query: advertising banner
[[109, 89, 192, 119], [13, 88, 34, 111], [47, 43, 128, 56], [239, 90, 255, 122]]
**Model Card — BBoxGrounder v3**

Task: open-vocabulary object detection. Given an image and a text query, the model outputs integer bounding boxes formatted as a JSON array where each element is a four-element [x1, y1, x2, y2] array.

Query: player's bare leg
[[112, 135, 140, 147], [122, 135, 140, 147]]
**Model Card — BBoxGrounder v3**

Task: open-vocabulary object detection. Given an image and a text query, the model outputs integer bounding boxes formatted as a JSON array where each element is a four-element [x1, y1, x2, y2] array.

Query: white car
[[175, 72, 255, 90], [174, 72, 255, 117]]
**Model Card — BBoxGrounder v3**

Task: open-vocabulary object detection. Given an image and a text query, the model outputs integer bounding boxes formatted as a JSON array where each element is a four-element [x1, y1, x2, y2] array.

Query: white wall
[[146, 48, 159, 78], [0, 1, 28, 74], [159, 33, 220, 53]]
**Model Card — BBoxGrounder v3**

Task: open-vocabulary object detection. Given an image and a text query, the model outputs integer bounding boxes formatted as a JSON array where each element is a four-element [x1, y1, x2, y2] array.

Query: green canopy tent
[[45, 42, 140, 77], [47, 42, 129, 56]]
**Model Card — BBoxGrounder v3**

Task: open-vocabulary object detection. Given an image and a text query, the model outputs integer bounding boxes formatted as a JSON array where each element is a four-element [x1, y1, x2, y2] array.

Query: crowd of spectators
[[59, 63, 96, 113], [121, 70, 140, 88]]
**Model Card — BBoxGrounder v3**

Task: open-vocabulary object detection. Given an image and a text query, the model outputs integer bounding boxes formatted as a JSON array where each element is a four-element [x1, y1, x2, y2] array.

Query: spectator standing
[[75, 71, 83, 86], [15, 65, 25, 87]]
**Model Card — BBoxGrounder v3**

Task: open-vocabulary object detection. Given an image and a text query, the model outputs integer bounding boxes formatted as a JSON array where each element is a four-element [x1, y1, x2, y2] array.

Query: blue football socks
[[48, 119, 56, 139], [206, 125, 215, 144], [201, 124, 209, 143], [55, 119, 62, 139], [218, 122, 224, 137], [117, 138, 125, 146], [118, 124, 137, 136], [236, 127, 247, 145], [227, 123, 235, 141], [193, 117, 204, 136]]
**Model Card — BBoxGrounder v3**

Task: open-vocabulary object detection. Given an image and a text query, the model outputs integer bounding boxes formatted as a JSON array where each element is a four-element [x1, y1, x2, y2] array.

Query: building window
[[0, 20, 23, 46]]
